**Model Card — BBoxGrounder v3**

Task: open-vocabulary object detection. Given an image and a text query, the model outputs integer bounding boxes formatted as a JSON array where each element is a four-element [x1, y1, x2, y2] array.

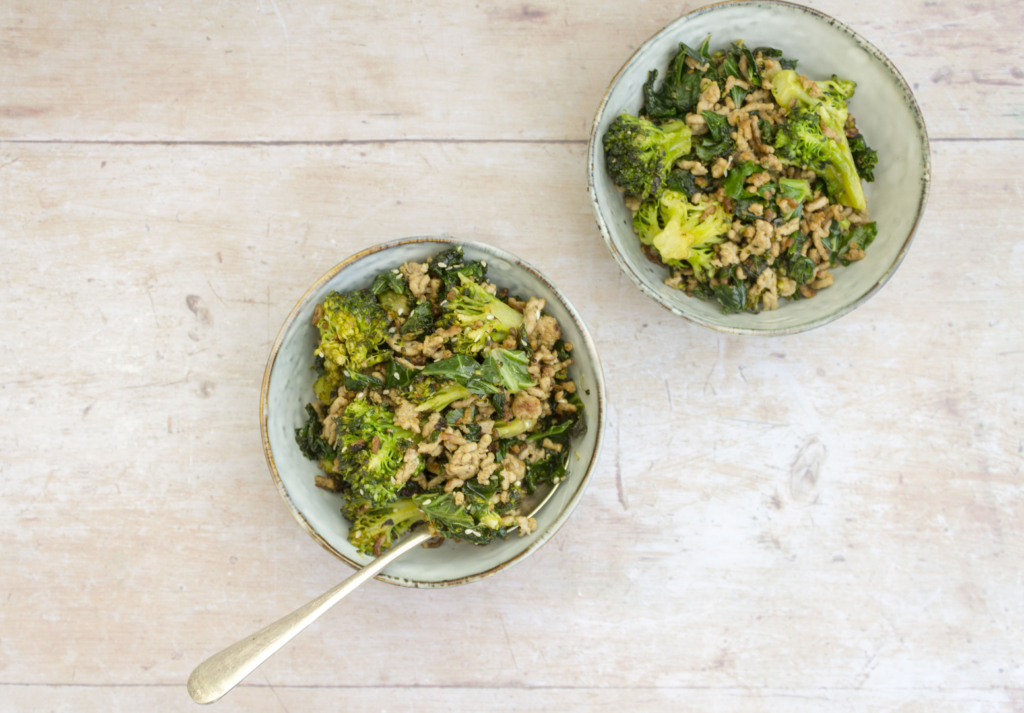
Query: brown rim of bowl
[[260, 236, 607, 589], [586, 0, 932, 336]]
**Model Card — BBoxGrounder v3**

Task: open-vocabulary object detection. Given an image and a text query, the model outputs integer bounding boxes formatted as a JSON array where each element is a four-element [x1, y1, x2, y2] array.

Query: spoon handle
[[187, 529, 434, 704]]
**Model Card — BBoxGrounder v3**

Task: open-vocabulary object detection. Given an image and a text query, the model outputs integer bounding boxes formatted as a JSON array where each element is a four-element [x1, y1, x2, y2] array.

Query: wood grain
[[0, 0, 1021, 142], [1, 0, 1022, 710]]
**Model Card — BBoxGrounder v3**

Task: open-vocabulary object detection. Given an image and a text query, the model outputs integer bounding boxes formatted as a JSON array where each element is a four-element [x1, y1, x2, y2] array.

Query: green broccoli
[[342, 485, 522, 556], [411, 379, 472, 413], [332, 400, 420, 505], [441, 273, 523, 355], [314, 289, 390, 373], [494, 418, 538, 439], [343, 495, 427, 557], [377, 289, 411, 325], [636, 191, 731, 280], [603, 113, 693, 201], [771, 69, 867, 211], [312, 354, 344, 404], [632, 200, 662, 246]]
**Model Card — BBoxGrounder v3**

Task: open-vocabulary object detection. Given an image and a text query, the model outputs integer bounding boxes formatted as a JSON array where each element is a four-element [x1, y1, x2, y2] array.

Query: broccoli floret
[[639, 191, 730, 280], [312, 355, 344, 404], [441, 273, 523, 355], [451, 323, 504, 356], [407, 378, 472, 413], [771, 69, 868, 211], [494, 418, 538, 439], [377, 289, 411, 325], [332, 400, 419, 505], [342, 484, 523, 556], [315, 289, 390, 372], [343, 495, 427, 557], [603, 113, 693, 201], [632, 200, 662, 246]]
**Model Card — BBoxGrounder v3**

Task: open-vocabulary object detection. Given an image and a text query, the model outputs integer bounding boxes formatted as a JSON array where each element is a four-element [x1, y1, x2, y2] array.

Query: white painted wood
[[1, 1, 1022, 710], [0, 1, 1021, 141]]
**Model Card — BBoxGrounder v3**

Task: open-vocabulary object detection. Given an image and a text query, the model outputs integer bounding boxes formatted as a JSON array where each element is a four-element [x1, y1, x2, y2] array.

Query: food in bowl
[[293, 245, 586, 557], [602, 35, 879, 314]]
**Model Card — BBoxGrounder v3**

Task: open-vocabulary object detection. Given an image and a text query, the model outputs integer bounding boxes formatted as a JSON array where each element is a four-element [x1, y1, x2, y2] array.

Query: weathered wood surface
[[0, 0, 1022, 141], [1, 1, 1022, 711]]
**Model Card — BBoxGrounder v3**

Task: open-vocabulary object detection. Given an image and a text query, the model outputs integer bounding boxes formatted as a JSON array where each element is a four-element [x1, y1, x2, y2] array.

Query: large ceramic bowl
[[260, 237, 606, 588], [588, 0, 931, 335]]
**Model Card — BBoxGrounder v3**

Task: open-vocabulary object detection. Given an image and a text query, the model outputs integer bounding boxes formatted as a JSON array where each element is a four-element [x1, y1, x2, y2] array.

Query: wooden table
[[2, 1, 1022, 710]]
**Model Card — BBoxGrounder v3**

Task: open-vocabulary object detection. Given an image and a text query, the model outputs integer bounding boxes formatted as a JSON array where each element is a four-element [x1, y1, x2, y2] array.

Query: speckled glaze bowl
[[588, 0, 930, 335], [260, 237, 606, 588]]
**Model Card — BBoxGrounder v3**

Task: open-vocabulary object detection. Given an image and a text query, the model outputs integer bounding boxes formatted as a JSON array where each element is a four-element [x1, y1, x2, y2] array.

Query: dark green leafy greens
[[294, 245, 586, 556], [602, 34, 881, 315]]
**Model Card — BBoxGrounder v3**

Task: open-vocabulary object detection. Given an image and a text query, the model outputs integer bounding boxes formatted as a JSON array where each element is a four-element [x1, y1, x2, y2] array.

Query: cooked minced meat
[[294, 245, 586, 556], [603, 38, 880, 314]]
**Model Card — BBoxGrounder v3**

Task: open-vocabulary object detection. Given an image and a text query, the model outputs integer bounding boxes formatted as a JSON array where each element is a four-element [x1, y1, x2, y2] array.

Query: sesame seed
[[437, 262, 447, 268], [421, 499, 431, 506], [481, 261, 487, 267]]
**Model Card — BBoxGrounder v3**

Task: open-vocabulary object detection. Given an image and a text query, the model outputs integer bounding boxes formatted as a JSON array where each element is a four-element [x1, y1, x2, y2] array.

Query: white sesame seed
[[481, 261, 487, 267], [421, 499, 431, 506], [437, 262, 447, 268], [392, 268, 399, 274]]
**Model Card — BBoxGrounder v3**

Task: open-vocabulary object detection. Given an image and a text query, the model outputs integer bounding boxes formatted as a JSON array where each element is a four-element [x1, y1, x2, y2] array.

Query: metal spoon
[[187, 482, 561, 704]]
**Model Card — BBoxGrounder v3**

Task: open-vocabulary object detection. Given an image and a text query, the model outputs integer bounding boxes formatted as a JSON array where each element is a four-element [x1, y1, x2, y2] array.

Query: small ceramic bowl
[[260, 237, 606, 588], [587, 0, 931, 335]]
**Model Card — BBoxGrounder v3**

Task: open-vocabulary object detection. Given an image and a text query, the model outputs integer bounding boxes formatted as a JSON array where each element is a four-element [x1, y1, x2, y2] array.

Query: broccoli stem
[[494, 418, 537, 439], [415, 383, 472, 413]]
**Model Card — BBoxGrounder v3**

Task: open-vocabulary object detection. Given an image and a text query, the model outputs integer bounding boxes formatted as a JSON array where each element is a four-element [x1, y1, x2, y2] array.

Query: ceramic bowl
[[260, 237, 606, 588], [587, 0, 931, 335]]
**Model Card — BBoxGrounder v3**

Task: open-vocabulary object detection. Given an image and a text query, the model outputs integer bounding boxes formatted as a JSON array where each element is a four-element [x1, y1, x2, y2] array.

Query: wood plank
[[2, 684, 1020, 713], [0, 0, 1021, 142], [1, 139, 1021, 708]]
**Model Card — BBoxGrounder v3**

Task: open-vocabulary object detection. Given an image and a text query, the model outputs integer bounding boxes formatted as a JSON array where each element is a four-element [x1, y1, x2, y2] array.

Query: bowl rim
[[586, 0, 932, 336], [259, 236, 607, 588]]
